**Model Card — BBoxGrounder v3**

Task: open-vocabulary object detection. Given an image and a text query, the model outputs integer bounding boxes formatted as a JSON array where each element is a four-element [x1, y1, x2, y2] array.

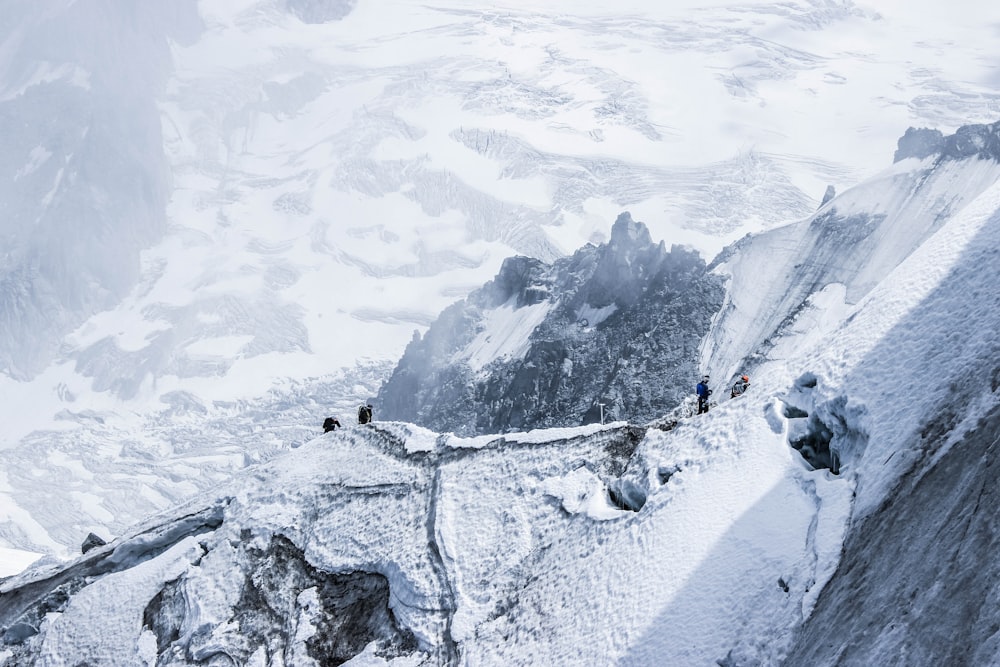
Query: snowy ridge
[[0, 418, 852, 665], [703, 124, 1000, 385], [0, 161, 998, 661]]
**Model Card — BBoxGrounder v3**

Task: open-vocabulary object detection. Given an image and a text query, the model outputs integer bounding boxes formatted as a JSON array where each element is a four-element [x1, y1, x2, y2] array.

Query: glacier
[[1, 1, 1000, 664], [0, 120, 998, 664]]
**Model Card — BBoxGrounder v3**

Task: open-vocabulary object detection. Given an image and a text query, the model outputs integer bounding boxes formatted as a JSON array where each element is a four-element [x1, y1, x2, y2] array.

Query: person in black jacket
[[323, 416, 341, 432], [358, 403, 373, 424]]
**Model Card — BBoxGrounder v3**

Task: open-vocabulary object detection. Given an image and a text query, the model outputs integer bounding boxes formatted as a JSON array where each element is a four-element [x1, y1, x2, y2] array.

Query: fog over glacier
[[0, 0, 999, 600]]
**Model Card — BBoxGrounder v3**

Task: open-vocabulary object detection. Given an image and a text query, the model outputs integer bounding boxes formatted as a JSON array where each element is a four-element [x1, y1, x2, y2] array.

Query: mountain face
[[3, 1, 999, 563], [0, 118, 998, 665], [702, 119, 1000, 384], [378, 121, 1000, 436], [377, 213, 725, 434]]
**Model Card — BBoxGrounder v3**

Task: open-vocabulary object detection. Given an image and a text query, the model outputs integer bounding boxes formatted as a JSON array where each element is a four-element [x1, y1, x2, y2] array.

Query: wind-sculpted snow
[[0, 363, 392, 555], [377, 213, 726, 434], [0, 415, 853, 665]]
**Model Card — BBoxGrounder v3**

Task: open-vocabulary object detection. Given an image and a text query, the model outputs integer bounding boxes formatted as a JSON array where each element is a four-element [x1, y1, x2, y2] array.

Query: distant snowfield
[[0, 0, 999, 567], [0, 546, 41, 578]]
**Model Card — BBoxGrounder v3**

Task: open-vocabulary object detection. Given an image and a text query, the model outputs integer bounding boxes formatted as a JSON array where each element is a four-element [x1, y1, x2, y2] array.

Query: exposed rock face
[[894, 119, 1000, 163], [819, 184, 836, 208], [893, 127, 944, 162], [377, 213, 725, 434], [783, 401, 1000, 665], [80, 532, 107, 554]]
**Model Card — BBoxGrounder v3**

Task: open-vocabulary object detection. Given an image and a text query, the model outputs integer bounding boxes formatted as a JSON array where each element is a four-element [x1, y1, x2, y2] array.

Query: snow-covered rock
[[1, 140, 998, 662], [377, 213, 724, 434], [703, 120, 1000, 387], [0, 417, 853, 665]]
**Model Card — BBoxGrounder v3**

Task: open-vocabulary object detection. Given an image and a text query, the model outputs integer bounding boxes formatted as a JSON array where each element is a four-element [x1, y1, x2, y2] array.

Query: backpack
[[358, 405, 370, 424]]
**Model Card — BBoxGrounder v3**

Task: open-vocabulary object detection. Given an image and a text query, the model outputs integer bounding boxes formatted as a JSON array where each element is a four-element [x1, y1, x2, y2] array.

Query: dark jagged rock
[[819, 184, 836, 208], [80, 532, 107, 554], [941, 120, 1000, 161], [377, 213, 725, 435], [893, 127, 944, 162], [894, 120, 1000, 163]]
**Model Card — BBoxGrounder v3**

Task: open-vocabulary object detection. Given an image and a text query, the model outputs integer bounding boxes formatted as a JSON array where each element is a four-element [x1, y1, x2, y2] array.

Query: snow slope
[[1, 133, 998, 663], [702, 122, 1000, 386], [0, 418, 854, 665], [2, 0, 1000, 578]]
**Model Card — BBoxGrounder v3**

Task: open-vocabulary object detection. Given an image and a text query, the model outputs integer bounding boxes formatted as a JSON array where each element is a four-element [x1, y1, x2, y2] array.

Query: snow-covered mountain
[[0, 419, 855, 665], [1, 117, 998, 664], [703, 121, 1000, 384], [377, 121, 1000, 437], [3, 0, 999, 468], [377, 212, 724, 433], [2, 1, 1000, 661]]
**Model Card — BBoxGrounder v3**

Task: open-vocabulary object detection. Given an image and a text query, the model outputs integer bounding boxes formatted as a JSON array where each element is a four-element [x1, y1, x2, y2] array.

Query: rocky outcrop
[[893, 119, 1000, 163], [783, 401, 1000, 665], [377, 213, 725, 435]]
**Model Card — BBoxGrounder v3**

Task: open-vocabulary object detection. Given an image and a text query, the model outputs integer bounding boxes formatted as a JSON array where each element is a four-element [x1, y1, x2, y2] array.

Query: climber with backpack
[[696, 375, 712, 414], [322, 416, 341, 432], [731, 374, 750, 399], [358, 403, 373, 424]]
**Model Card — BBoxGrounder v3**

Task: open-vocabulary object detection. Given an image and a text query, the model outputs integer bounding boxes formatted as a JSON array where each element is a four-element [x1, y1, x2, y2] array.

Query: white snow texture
[[1, 0, 1000, 665]]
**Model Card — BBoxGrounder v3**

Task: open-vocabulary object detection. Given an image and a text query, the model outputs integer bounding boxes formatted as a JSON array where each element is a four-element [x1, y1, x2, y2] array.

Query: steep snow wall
[[773, 145, 1000, 663], [783, 403, 1000, 666], [703, 121, 1000, 387]]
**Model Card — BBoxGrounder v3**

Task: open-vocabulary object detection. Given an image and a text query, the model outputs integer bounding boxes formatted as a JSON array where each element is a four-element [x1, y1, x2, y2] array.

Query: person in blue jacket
[[696, 375, 712, 414]]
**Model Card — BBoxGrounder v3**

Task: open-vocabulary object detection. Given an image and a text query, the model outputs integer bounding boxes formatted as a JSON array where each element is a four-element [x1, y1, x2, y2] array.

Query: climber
[[322, 416, 341, 432], [731, 374, 750, 399], [358, 403, 373, 424], [696, 375, 712, 414]]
